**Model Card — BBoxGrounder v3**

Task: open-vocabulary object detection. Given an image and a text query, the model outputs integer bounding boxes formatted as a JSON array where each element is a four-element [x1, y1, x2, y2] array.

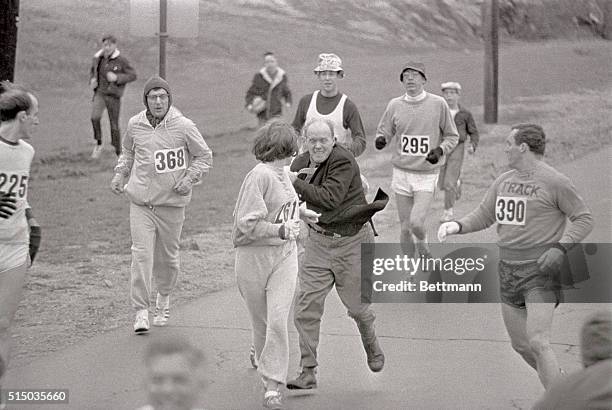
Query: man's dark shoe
[[354, 310, 385, 372], [362, 336, 385, 372], [286, 367, 317, 390]]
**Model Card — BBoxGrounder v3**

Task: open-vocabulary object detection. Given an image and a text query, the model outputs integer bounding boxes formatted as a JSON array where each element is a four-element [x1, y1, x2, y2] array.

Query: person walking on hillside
[[89, 34, 137, 159], [111, 76, 213, 334], [245, 52, 292, 127], [437, 81, 479, 222]]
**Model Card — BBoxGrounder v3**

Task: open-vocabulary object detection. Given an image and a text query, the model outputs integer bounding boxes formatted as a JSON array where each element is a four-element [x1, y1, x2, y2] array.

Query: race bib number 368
[[496, 196, 527, 226], [154, 147, 186, 173], [400, 135, 429, 156]]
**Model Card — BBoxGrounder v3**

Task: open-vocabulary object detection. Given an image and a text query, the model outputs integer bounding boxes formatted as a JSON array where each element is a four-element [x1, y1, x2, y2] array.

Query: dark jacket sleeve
[[291, 95, 311, 134], [245, 74, 264, 106], [89, 56, 99, 81], [466, 111, 479, 148], [115, 56, 137, 85], [342, 99, 366, 157], [292, 154, 354, 211], [282, 75, 292, 105]]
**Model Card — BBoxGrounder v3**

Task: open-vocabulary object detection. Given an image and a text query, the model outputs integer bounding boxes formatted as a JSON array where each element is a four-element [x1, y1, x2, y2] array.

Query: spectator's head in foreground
[[143, 335, 206, 410], [581, 310, 612, 368]]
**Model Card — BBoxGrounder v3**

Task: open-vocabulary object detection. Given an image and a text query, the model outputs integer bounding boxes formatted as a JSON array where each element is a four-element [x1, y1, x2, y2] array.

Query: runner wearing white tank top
[[292, 53, 367, 159], [305, 90, 349, 145]]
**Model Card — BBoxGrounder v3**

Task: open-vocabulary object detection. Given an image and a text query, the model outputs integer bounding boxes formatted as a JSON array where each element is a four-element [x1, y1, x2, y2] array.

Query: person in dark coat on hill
[[245, 52, 292, 126]]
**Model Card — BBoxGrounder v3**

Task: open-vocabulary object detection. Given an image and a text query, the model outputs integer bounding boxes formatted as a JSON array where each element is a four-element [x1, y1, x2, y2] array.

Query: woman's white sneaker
[[134, 309, 150, 333], [153, 293, 170, 327]]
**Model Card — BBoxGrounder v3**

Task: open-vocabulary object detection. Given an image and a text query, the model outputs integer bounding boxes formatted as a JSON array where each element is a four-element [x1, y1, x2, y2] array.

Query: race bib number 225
[[0, 173, 28, 198], [154, 147, 186, 173], [496, 196, 526, 225]]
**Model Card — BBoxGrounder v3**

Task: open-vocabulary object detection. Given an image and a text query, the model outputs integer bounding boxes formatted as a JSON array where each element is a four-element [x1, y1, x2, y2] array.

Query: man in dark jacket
[[438, 81, 479, 222], [286, 118, 388, 390], [245, 51, 292, 126], [89, 34, 137, 159]]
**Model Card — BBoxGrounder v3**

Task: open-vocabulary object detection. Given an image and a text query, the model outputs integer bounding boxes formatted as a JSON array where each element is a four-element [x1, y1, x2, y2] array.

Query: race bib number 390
[[154, 147, 186, 173], [496, 196, 527, 225], [400, 135, 429, 156]]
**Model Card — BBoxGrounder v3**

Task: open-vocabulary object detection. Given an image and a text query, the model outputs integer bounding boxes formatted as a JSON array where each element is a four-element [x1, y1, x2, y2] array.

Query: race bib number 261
[[496, 196, 526, 225], [400, 135, 429, 156], [154, 147, 186, 173]]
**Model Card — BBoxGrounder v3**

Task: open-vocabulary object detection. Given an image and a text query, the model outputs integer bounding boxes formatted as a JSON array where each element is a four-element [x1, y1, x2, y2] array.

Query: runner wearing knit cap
[[438, 124, 593, 388], [111, 76, 213, 333], [375, 62, 459, 260]]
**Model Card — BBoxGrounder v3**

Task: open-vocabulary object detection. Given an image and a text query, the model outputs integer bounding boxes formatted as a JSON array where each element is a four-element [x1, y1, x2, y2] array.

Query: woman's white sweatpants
[[235, 241, 298, 385]]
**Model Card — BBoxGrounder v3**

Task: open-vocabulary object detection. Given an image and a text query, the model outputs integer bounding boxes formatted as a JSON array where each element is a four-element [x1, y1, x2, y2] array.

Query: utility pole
[[159, 0, 168, 79], [483, 0, 499, 123], [0, 0, 20, 82]]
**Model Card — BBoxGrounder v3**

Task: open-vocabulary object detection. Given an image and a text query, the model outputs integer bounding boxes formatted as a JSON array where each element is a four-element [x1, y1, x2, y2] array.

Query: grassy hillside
[[16, 0, 608, 90]]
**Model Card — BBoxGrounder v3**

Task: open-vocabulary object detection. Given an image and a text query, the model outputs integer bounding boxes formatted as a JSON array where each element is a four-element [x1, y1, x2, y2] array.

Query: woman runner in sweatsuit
[[232, 121, 319, 410]]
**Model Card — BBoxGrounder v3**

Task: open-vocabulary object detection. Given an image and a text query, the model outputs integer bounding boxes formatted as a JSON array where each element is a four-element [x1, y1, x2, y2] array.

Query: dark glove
[[374, 136, 387, 150], [0, 192, 17, 219], [425, 147, 444, 164], [29, 225, 42, 264]]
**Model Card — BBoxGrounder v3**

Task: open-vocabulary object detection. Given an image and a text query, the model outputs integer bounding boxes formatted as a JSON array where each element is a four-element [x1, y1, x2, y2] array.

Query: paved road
[[5, 147, 611, 409]]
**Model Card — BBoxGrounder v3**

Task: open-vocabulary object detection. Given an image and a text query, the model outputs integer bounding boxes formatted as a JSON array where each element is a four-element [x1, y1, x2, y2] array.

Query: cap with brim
[[441, 81, 462, 91], [314, 53, 344, 73], [400, 62, 426, 81]]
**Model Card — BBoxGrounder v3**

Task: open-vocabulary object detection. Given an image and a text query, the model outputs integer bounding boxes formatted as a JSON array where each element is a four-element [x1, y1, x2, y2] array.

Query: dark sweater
[[455, 105, 479, 147], [290, 144, 367, 236]]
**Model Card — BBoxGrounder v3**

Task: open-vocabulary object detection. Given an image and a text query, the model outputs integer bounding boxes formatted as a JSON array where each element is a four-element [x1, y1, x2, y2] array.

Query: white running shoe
[[153, 293, 170, 327], [134, 309, 150, 333], [440, 208, 454, 222], [91, 145, 103, 159], [262, 390, 283, 409]]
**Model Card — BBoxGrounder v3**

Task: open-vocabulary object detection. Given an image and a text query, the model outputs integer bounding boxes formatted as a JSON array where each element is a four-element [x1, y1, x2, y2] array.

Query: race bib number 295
[[496, 196, 526, 225], [400, 135, 429, 156], [154, 147, 186, 173]]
